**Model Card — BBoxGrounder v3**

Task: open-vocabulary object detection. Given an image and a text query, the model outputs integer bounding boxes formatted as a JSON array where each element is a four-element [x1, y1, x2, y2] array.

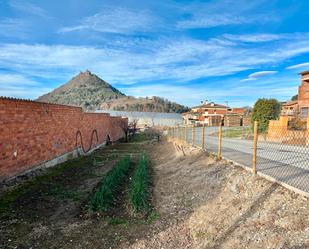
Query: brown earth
[[1, 137, 308, 249]]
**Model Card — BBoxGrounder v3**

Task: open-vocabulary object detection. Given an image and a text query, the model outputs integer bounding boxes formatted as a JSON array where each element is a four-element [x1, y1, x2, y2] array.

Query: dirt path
[[1, 138, 309, 249], [119, 139, 309, 249]]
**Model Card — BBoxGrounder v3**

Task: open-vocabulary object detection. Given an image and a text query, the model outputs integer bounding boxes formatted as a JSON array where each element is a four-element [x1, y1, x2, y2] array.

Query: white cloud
[[223, 34, 282, 43], [0, 18, 29, 38], [121, 75, 298, 107], [286, 62, 309, 70], [0, 74, 37, 86], [242, 71, 278, 81], [9, 0, 48, 18], [1, 32, 309, 87], [0, 85, 52, 99], [0, 73, 51, 99], [177, 15, 253, 29], [59, 8, 155, 34], [176, 0, 278, 29]]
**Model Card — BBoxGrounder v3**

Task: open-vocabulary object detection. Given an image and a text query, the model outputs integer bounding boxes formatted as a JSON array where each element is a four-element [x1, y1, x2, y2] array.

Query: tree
[[252, 98, 281, 133], [118, 118, 129, 142], [291, 94, 298, 101], [129, 119, 138, 136]]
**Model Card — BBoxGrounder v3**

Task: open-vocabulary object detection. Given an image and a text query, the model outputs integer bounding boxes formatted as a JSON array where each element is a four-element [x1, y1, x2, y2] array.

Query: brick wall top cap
[[299, 70, 309, 76], [0, 96, 82, 109]]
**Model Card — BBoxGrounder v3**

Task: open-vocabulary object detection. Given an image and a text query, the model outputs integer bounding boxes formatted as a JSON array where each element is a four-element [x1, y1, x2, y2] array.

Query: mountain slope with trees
[[36, 71, 189, 113], [101, 96, 189, 113]]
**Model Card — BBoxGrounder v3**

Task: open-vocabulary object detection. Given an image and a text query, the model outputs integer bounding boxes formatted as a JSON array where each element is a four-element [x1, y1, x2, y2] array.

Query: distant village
[[182, 70, 309, 129]]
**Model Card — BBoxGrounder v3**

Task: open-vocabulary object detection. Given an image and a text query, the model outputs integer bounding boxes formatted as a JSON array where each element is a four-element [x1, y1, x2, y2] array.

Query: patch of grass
[[90, 155, 131, 211], [194, 230, 210, 239], [47, 184, 86, 201], [147, 210, 160, 223], [0, 156, 90, 218], [221, 127, 252, 138], [92, 157, 104, 166], [129, 133, 154, 142], [180, 196, 194, 208], [106, 216, 129, 227], [114, 234, 123, 242], [129, 153, 151, 213]]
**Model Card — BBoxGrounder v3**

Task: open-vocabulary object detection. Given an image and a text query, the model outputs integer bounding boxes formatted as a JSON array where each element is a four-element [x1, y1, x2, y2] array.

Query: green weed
[[129, 153, 151, 213], [47, 185, 86, 201], [106, 216, 129, 227], [147, 210, 160, 223], [129, 133, 153, 142], [0, 156, 90, 218], [90, 155, 131, 211]]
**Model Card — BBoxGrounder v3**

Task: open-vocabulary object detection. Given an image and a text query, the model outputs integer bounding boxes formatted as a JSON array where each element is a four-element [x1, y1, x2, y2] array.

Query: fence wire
[[168, 124, 309, 194], [256, 127, 309, 193]]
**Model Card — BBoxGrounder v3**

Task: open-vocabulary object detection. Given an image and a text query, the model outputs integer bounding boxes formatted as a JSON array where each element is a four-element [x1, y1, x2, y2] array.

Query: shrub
[[252, 98, 281, 133], [90, 155, 131, 211]]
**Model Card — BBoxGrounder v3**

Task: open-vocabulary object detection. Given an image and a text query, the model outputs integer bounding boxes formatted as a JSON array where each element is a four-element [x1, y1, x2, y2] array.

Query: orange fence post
[[179, 126, 183, 144], [202, 123, 205, 150], [253, 121, 258, 174], [217, 125, 222, 160], [192, 124, 195, 146]]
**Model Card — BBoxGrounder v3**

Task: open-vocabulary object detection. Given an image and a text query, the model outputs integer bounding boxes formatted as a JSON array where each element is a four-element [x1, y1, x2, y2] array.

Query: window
[[301, 107, 309, 118]]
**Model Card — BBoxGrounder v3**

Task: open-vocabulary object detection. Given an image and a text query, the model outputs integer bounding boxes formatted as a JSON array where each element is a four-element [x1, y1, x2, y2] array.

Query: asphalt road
[[174, 126, 309, 193]]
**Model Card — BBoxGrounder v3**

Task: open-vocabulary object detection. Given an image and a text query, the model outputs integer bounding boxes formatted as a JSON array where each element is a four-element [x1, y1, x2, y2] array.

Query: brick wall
[[267, 116, 309, 145], [0, 97, 127, 182], [298, 73, 309, 109]]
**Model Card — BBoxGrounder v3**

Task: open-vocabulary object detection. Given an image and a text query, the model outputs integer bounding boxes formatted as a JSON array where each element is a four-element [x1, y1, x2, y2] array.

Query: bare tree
[[129, 119, 138, 136], [118, 118, 129, 142]]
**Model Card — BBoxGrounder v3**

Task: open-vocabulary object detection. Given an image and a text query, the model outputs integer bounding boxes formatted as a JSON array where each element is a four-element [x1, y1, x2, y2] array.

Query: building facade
[[182, 101, 249, 126], [281, 71, 309, 120]]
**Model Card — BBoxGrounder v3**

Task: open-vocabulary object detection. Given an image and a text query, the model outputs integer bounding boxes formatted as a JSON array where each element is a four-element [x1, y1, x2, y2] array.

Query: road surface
[[174, 126, 309, 193]]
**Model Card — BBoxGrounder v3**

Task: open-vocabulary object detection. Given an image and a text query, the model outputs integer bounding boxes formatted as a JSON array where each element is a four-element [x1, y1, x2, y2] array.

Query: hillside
[[101, 96, 189, 113], [36, 70, 125, 110], [37, 71, 189, 113]]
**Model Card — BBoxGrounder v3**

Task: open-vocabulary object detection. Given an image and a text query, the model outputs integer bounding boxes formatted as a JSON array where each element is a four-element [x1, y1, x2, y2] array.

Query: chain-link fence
[[167, 123, 309, 195]]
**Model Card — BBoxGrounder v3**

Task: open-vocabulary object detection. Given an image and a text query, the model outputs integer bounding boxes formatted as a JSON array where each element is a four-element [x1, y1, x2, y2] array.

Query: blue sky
[[1, 0, 309, 107]]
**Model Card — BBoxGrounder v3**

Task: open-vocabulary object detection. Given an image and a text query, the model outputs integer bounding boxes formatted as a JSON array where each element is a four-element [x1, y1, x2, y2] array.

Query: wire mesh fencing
[[167, 123, 309, 195], [256, 126, 309, 193]]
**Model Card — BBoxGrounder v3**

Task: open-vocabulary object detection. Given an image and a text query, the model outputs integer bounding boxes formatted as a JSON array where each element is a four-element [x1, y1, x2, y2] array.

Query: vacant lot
[[1, 137, 309, 249]]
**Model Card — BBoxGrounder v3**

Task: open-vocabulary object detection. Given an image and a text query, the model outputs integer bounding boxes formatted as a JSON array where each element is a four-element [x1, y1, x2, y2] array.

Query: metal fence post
[[192, 124, 195, 146], [218, 125, 222, 160], [185, 125, 188, 144], [253, 121, 258, 174], [202, 123, 205, 150]]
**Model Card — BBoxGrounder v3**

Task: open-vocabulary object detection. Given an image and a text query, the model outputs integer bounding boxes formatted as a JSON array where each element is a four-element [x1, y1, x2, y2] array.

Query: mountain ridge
[[36, 71, 189, 113]]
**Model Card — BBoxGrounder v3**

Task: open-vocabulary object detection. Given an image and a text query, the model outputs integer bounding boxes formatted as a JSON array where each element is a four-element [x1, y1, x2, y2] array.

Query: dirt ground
[[1, 137, 309, 249]]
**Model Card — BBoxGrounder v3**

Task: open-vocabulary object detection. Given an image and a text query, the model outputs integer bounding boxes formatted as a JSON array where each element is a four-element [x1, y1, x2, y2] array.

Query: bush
[[252, 98, 281, 133], [90, 155, 131, 211], [129, 153, 151, 212]]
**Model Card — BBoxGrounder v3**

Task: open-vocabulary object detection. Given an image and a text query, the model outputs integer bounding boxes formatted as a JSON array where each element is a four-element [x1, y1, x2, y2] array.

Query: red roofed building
[[182, 101, 250, 126], [281, 71, 309, 119]]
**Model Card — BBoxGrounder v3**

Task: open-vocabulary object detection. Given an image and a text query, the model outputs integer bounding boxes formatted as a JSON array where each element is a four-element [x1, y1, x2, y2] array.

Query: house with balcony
[[182, 101, 249, 126], [281, 71, 309, 120]]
